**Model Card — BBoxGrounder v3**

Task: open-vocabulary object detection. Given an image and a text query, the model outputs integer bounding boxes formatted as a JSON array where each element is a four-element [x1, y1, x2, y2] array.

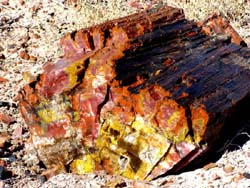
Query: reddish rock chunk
[[17, 6, 250, 180]]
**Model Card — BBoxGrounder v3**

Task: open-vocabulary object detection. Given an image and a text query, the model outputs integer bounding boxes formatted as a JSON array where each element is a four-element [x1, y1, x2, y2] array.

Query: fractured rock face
[[17, 6, 250, 180]]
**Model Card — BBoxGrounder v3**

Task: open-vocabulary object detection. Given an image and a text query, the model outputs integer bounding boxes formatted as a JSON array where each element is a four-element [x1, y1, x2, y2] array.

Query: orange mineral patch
[[191, 104, 209, 143]]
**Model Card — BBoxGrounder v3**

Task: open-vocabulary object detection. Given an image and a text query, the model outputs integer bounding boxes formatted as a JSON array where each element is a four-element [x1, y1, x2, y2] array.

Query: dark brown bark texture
[[18, 6, 250, 180]]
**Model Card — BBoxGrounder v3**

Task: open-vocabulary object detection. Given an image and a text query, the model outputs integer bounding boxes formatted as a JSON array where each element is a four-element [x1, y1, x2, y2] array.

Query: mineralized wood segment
[[18, 6, 250, 180]]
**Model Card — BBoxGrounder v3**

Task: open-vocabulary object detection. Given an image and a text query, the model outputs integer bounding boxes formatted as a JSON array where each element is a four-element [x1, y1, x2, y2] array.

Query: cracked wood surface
[[17, 6, 250, 180]]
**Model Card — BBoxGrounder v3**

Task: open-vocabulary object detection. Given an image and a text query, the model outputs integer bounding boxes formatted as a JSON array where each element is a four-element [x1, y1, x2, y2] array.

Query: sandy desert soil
[[0, 0, 250, 187]]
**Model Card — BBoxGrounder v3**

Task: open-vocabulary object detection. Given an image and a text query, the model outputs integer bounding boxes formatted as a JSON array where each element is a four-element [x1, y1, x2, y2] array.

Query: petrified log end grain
[[199, 11, 248, 47], [18, 6, 250, 180]]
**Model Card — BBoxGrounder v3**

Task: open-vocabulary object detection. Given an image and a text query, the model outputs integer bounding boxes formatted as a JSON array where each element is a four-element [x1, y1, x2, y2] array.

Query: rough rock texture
[[35, 139, 250, 188], [17, 5, 250, 181]]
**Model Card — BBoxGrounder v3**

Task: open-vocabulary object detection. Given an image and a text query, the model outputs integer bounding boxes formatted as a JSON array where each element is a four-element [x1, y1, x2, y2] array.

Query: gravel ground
[[0, 0, 250, 187]]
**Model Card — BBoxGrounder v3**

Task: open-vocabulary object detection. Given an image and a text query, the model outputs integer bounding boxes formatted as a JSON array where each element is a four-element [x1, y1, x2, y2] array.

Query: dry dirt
[[0, 0, 250, 187]]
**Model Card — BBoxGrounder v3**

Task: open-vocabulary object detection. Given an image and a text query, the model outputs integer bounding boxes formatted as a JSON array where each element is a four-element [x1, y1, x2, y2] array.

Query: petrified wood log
[[17, 6, 250, 180]]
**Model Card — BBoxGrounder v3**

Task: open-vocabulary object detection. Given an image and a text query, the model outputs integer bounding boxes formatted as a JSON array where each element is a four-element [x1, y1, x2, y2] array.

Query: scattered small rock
[[242, 172, 250, 179], [0, 54, 5, 60], [13, 125, 23, 138], [19, 0, 24, 6], [203, 162, 217, 170], [0, 165, 14, 180], [211, 173, 221, 181], [41, 164, 66, 179], [0, 45, 4, 52], [0, 0, 9, 6], [7, 44, 16, 50], [22, 71, 37, 83], [0, 160, 14, 180], [232, 172, 244, 183], [19, 50, 30, 60], [32, 33, 41, 39], [29, 55, 37, 62], [0, 77, 8, 84], [223, 165, 234, 173], [132, 181, 154, 188], [0, 161, 5, 169], [0, 113, 14, 125], [0, 134, 8, 148]]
